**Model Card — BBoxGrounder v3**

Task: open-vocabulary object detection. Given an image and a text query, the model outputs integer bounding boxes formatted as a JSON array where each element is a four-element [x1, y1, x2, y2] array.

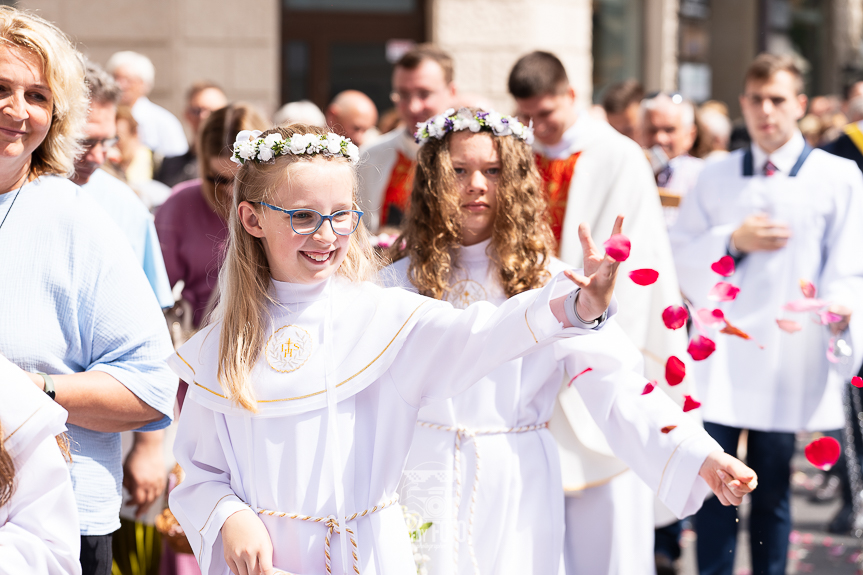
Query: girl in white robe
[[168, 124, 626, 575], [383, 108, 759, 575], [0, 354, 80, 575]]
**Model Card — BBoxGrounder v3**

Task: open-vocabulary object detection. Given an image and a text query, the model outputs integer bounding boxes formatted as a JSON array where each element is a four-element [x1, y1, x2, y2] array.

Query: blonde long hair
[[390, 122, 554, 299], [0, 7, 87, 178], [215, 125, 380, 411]]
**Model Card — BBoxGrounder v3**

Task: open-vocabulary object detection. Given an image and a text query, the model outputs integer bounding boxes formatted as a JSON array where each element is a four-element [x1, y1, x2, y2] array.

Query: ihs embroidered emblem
[[446, 279, 487, 309], [265, 325, 313, 373]]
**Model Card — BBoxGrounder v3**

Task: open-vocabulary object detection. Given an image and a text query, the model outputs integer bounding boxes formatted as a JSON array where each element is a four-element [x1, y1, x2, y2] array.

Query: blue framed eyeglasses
[[256, 202, 364, 236]]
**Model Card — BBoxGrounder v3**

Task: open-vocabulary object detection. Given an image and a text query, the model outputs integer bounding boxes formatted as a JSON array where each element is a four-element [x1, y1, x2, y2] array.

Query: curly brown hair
[[389, 119, 554, 299]]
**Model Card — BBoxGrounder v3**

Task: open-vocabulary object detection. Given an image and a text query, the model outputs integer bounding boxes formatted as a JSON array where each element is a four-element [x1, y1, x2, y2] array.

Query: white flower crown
[[414, 108, 534, 145], [230, 130, 360, 165]]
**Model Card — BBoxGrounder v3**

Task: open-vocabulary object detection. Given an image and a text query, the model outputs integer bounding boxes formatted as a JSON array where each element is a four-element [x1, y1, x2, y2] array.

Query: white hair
[[106, 51, 155, 89], [640, 93, 695, 127], [273, 100, 327, 127]]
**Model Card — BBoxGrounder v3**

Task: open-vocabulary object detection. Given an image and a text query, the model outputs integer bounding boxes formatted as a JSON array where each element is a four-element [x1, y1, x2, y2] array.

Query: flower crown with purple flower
[[231, 130, 360, 165], [414, 108, 534, 145]]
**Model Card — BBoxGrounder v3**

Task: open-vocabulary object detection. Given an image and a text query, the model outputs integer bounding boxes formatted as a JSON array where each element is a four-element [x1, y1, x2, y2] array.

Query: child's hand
[[699, 451, 758, 506], [222, 509, 277, 575], [563, 215, 626, 320]]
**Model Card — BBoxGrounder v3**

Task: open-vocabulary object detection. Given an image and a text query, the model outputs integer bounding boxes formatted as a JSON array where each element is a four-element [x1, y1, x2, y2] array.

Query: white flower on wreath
[[428, 114, 447, 138], [264, 133, 284, 148], [289, 134, 310, 154], [236, 141, 256, 161], [235, 129, 262, 145], [346, 142, 360, 162], [325, 133, 343, 155], [452, 108, 472, 131], [258, 145, 274, 162]]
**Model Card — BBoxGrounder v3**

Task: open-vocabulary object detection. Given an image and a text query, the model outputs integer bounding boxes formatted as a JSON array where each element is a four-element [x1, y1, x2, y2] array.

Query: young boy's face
[[514, 86, 576, 147]]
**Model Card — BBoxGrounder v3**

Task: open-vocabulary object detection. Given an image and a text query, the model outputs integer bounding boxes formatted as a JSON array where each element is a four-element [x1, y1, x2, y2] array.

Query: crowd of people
[[0, 5, 861, 575]]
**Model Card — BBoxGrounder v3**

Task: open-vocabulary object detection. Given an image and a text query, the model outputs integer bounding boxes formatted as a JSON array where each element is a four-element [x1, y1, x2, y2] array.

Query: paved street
[[679, 433, 863, 575]]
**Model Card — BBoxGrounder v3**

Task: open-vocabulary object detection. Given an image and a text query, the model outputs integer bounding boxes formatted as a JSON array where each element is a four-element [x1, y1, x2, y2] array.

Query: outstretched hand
[[699, 451, 758, 506], [563, 215, 626, 321]]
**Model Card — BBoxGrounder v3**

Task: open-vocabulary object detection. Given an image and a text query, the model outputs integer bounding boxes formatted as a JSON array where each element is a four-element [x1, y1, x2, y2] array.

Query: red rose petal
[[687, 335, 716, 361], [683, 395, 702, 412], [642, 381, 656, 395], [662, 305, 689, 330], [711, 255, 735, 277], [629, 268, 659, 286], [783, 298, 829, 312], [696, 308, 725, 325], [665, 356, 686, 386], [603, 234, 631, 262], [799, 279, 817, 299], [567, 367, 593, 387], [708, 281, 741, 302], [661, 425, 677, 434], [852, 376, 863, 388], [776, 319, 802, 333], [804, 437, 841, 470]]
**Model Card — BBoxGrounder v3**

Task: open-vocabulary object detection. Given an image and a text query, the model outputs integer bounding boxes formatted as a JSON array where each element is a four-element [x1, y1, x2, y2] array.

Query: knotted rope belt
[[255, 494, 400, 575], [415, 420, 550, 575]]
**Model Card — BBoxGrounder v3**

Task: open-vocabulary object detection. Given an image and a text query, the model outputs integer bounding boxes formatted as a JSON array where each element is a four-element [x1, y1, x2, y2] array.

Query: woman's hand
[[699, 451, 758, 506], [222, 509, 277, 575], [563, 215, 626, 320]]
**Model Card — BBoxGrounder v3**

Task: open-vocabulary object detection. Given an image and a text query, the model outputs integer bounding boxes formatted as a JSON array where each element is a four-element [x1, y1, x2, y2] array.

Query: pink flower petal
[[603, 233, 631, 262], [776, 319, 802, 333], [852, 376, 863, 389], [683, 395, 702, 412], [662, 305, 689, 330], [665, 356, 686, 386], [711, 255, 736, 277], [783, 298, 829, 312], [805, 437, 841, 470], [629, 268, 659, 286], [818, 310, 843, 325], [567, 367, 593, 387], [641, 381, 656, 395], [696, 308, 725, 325], [687, 335, 716, 361], [799, 279, 817, 299], [708, 281, 741, 302]]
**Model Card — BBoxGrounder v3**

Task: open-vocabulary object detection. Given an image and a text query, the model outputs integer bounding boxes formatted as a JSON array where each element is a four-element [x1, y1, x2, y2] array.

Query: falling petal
[[708, 281, 741, 302], [720, 320, 765, 348], [641, 381, 656, 395], [683, 395, 702, 412], [662, 305, 689, 330], [665, 356, 686, 386], [696, 308, 725, 325], [776, 319, 802, 333], [852, 376, 863, 389], [687, 335, 716, 361], [567, 367, 593, 387], [603, 233, 631, 262], [783, 298, 829, 312], [661, 425, 677, 434], [818, 310, 843, 325], [799, 279, 817, 299], [710, 255, 735, 277], [804, 436, 841, 470], [629, 268, 659, 286]]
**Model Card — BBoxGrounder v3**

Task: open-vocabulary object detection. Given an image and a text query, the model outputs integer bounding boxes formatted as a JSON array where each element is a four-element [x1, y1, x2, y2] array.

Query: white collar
[[751, 131, 806, 175], [269, 276, 330, 304], [454, 237, 493, 263]]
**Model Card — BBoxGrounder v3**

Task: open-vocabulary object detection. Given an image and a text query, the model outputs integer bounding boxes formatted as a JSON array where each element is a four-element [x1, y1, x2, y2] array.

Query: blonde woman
[[0, 7, 177, 575]]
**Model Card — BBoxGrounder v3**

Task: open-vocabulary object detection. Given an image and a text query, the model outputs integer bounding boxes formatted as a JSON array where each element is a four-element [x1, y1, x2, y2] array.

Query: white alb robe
[[356, 127, 418, 232], [0, 355, 80, 575], [670, 142, 863, 432], [169, 274, 600, 575], [385, 241, 721, 575]]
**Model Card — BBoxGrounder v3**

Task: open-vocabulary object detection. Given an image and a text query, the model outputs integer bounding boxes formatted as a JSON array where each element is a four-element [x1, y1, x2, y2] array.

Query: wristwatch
[[37, 372, 56, 400], [565, 289, 608, 330]]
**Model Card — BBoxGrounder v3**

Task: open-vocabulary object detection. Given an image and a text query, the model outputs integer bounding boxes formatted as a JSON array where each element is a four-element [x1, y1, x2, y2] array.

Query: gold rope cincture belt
[[255, 494, 400, 575], [416, 420, 550, 575]]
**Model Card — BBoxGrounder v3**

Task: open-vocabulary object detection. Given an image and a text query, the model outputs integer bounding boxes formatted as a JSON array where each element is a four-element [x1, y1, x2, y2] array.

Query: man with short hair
[[671, 53, 863, 575], [156, 81, 228, 188], [509, 50, 692, 575], [106, 51, 188, 159], [357, 44, 456, 230], [326, 89, 379, 147], [639, 93, 704, 227], [602, 79, 644, 141]]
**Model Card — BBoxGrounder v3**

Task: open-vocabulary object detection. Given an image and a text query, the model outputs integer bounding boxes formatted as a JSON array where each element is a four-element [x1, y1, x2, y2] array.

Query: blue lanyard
[[742, 142, 814, 177]]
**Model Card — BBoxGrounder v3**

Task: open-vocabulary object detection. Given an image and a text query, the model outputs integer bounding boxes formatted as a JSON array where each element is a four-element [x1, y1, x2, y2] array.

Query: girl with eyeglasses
[[167, 123, 622, 575]]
